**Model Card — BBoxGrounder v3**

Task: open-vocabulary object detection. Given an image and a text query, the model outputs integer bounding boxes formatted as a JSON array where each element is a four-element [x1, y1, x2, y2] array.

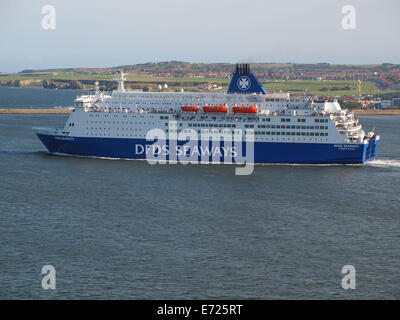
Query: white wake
[[366, 158, 400, 168]]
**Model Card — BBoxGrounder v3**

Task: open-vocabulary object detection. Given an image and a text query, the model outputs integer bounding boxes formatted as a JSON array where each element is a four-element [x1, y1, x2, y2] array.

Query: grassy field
[[0, 72, 388, 96], [262, 80, 376, 96]]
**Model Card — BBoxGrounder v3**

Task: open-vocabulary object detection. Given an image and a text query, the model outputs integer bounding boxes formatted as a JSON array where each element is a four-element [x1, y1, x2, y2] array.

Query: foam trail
[[366, 158, 400, 168]]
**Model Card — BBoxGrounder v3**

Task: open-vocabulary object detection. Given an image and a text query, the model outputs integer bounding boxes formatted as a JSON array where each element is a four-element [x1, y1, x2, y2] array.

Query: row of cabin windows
[[258, 125, 328, 130], [86, 119, 327, 130], [167, 129, 243, 134], [182, 116, 255, 122], [87, 121, 155, 125], [88, 133, 140, 137], [87, 127, 148, 131], [89, 113, 152, 119], [86, 132, 328, 140], [85, 126, 327, 132], [255, 132, 328, 136], [179, 117, 323, 124], [165, 129, 328, 137], [87, 128, 134, 131], [265, 98, 287, 102], [186, 123, 237, 128], [280, 118, 328, 123]]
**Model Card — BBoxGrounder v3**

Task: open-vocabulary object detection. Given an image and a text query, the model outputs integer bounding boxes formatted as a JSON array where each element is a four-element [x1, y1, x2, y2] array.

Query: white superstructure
[[63, 79, 370, 145]]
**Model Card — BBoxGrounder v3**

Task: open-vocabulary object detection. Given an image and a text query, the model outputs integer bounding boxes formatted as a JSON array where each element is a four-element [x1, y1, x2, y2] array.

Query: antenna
[[115, 70, 127, 92]]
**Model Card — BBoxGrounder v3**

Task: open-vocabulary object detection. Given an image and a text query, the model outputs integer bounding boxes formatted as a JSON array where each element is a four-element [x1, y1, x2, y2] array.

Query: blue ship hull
[[36, 133, 379, 164]]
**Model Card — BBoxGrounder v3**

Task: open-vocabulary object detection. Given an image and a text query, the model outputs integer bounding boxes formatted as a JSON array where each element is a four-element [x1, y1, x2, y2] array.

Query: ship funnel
[[227, 63, 267, 94]]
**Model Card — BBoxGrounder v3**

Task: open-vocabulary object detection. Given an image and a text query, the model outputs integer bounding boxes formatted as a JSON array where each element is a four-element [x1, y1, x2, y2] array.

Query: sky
[[0, 0, 399, 72]]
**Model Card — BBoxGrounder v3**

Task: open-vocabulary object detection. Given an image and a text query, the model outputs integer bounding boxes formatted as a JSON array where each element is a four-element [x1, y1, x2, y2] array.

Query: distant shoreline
[[0, 108, 399, 116], [0, 108, 72, 114], [353, 109, 400, 116]]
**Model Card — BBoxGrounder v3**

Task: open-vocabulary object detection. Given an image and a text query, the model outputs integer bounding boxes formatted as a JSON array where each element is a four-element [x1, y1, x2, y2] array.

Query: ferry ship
[[34, 63, 380, 164]]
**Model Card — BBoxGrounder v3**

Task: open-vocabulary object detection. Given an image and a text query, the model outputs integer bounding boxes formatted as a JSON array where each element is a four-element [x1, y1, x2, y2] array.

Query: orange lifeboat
[[232, 105, 258, 114], [203, 105, 228, 113], [181, 105, 200, 112]]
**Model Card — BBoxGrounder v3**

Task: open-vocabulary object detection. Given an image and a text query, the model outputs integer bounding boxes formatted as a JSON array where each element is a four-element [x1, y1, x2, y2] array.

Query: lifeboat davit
[[203, 105, 228, 113], [232, 105, 258, 114], [181, 105, 200, 112]]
